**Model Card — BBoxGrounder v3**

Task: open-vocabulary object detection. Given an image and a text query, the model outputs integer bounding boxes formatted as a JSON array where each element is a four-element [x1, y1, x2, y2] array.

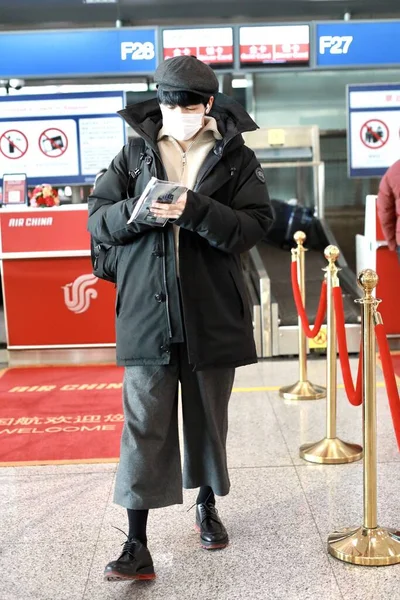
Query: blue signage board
[[0, 92, 126, 186], [347, 84, 400, 178], [0, 28, 157, 78], [316, 21, 400, 68]]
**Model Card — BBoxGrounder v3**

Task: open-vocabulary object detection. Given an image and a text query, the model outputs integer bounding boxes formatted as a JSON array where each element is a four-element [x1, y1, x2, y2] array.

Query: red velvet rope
[[375, 323, 400, 451], [290, 260, 327, 339], [332, 287, 362, 406]]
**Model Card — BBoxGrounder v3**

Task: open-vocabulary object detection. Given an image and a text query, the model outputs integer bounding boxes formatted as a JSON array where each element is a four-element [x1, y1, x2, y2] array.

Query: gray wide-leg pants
[[114, 343, 235, 509]]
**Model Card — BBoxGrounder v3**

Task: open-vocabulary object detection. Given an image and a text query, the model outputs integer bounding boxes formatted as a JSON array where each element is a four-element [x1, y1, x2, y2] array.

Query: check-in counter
[[0, 204, 116, 350], [356, 195, 400, 336]]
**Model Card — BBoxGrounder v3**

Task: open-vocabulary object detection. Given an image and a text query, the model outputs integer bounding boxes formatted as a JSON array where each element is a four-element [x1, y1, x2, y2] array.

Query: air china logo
[[62, 274, 99, 314]]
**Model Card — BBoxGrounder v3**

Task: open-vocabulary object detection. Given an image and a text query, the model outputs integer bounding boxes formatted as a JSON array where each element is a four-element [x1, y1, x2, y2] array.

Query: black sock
[[127, 509, 149, 546], [196, 486, 215, 505]]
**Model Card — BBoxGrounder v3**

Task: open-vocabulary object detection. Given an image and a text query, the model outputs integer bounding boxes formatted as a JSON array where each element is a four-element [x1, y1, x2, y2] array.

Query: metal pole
[[316, 162, 325, 220], [362, 272, 377, 529], [279, 231, 325, 401], [300, 246, 362, 464], [328, 269, 400, 565], [326, 246, 337, 439], [298, 238, 308, 383]]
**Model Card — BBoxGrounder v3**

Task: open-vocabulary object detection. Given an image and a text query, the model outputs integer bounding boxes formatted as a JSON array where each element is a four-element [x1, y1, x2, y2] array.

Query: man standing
[[377, 159, 400, 262], [88, 56, 273, 582]]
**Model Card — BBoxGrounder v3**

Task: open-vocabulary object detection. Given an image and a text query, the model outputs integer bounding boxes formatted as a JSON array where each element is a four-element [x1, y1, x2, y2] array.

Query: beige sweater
[[157, 117, 222, 273]]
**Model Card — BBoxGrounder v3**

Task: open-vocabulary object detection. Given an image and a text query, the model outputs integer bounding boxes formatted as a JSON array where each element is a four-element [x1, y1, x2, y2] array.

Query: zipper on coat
[[180, 152, 187, 182], [179, 136, 200, 185], [161, 231, 173, 339]]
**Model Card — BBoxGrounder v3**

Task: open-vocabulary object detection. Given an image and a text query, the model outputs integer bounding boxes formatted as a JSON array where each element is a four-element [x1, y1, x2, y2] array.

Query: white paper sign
[[348, 84, 400, 177], [79, 116, 125, 175], [0, 119, 79, 178], [0, 92, 126, 185], [350, 110, 400, 170]]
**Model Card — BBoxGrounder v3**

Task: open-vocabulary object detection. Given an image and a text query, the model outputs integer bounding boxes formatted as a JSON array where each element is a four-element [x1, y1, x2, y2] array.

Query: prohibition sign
[[39, 128, 68, 158], [360, 119, 389, 149], [0, 129, 28, 160]]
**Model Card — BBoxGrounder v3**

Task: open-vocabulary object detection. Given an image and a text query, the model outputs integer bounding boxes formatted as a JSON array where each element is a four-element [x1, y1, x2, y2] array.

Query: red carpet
[[0, 365, 124, 466]]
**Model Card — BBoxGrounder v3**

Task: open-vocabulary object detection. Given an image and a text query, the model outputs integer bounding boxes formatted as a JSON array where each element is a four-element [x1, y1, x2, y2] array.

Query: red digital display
[[162, 28, 234, 68], [239, 25, 310, 66]]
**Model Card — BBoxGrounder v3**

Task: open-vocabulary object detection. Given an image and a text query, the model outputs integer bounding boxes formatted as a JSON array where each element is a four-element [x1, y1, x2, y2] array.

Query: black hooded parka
[[87, 94, 273, 370]]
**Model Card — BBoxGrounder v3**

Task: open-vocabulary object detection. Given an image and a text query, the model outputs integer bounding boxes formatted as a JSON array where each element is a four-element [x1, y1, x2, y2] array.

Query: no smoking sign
[[39, 128, 68, 158], [0, 129, 28, 159]]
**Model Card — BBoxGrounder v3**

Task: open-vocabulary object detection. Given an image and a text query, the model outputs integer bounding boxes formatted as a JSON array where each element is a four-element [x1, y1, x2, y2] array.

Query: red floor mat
[[0, 365, 124, 466]]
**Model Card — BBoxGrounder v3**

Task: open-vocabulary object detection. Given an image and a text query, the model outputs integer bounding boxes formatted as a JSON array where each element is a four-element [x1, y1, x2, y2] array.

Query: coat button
[[152, 249, 163, 257], [155, 293, 166, 303], [160, 345, 170, 354]]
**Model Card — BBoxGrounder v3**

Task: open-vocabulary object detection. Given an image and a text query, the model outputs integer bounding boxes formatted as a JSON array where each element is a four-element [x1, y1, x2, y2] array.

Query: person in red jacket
[[377, 160, 400, 262]]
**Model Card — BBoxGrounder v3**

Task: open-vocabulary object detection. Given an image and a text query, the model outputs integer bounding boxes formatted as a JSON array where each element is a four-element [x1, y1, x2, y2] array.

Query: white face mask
[[160, 106, 206, 141]]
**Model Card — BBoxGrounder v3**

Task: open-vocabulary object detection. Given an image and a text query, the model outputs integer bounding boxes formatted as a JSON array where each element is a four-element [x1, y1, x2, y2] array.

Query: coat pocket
[[93, 244, 118, 283]]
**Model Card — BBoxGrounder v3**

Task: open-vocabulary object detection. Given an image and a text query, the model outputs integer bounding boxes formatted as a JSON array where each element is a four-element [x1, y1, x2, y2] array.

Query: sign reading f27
[[319, 36, 353, 55]]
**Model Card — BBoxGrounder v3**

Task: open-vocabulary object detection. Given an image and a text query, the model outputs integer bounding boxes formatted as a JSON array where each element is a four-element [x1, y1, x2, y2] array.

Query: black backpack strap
[[91, 137, 146, 283], [125, 137, 147, 199]]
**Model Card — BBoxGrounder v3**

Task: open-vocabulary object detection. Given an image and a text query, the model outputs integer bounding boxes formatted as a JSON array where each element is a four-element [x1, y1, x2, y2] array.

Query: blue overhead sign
[[316, 21, 400, 68], [0, 28, 157, 78]]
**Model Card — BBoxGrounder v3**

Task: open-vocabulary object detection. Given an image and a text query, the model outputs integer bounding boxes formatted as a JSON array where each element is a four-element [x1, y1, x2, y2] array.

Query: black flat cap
[[154, 56, 219, 96]]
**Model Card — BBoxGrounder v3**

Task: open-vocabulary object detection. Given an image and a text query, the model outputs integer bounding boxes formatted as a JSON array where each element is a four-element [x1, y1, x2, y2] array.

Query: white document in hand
[[127, 177, 187, 227]]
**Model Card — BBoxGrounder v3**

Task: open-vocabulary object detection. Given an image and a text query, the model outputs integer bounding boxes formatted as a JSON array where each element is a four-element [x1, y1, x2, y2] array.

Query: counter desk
[[0, 204, 116, 351]]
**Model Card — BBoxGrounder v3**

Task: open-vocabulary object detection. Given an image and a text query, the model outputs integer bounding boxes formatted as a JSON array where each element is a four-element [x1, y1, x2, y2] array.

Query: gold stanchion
[[299, 245, 363, 464], [328, 269, 400, 565], [279, 231, 326, 401]]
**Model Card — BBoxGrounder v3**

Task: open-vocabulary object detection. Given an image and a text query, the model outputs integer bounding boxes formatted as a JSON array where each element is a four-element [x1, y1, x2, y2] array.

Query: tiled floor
[[1, 357, 400, 600]]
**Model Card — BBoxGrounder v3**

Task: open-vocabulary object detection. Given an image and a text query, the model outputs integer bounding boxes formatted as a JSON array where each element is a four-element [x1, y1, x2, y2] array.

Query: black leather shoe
[[195, 503, 229, 550], [104, 538, 155, 582]]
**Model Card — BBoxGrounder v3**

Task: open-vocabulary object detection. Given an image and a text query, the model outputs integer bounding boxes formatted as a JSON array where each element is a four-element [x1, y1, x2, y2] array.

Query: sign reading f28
[[121, 41, 155, 61], [119, 30, 157, 68], [316, 21, 400, 68], [0, 28, 157, 78]]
